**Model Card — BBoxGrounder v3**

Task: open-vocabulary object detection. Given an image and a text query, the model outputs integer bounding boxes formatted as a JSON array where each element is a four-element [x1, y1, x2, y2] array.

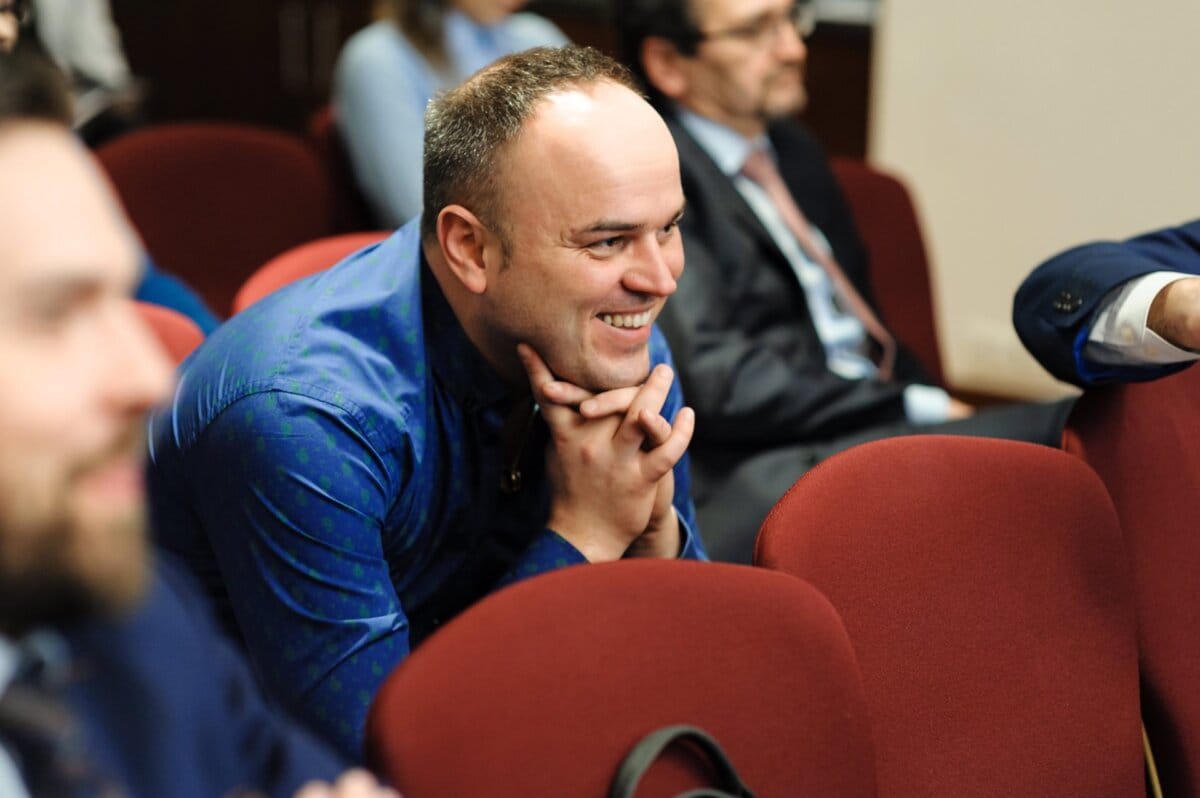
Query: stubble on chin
[[68, 507, 151, 618], [757, 65, 808, 120]]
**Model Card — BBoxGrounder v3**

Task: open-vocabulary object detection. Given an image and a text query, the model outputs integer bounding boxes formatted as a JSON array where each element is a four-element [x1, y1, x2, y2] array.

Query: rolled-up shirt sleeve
[[1085, 271, 1200, 366]]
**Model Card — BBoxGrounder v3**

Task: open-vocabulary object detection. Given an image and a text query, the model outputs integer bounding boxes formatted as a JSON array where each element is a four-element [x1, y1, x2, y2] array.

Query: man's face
[[479, 80, 686, 392], [0, 123, 171, 633], [0, 5, 19, 53], [673, 0, 809, 137]]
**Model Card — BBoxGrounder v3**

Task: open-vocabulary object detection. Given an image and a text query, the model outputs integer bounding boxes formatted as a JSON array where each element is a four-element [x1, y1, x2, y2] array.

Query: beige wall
[[869, 0, 1200, 398]]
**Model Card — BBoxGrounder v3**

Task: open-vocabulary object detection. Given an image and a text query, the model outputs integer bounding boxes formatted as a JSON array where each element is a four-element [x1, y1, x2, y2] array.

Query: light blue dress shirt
[[332, 13, 568, 228]]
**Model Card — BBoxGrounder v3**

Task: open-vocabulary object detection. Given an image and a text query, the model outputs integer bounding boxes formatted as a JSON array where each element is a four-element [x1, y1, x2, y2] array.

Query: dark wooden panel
[[801, 22, 872, 159], [111, 0, 374, 132], [110, 1, 869, 155]]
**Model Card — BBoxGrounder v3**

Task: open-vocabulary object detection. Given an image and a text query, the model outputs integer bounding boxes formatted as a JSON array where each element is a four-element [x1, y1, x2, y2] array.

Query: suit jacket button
[[1054, 291, 1078, 313]]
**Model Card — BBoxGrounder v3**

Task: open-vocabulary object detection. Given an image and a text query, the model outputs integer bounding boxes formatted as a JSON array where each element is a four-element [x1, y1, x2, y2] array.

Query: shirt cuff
[[903, 384, 951, 425], [1085, 271, 1200, 366], [676, 514, 707, 561], [494, 529, 588, 590]]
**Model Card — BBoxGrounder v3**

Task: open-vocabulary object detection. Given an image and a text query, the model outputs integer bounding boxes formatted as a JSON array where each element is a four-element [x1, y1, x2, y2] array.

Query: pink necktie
[[741, 148, 897, 381]]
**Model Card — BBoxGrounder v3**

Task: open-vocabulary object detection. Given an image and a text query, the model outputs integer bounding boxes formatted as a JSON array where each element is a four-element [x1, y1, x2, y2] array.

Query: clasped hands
[[516, 344, 695, 562]]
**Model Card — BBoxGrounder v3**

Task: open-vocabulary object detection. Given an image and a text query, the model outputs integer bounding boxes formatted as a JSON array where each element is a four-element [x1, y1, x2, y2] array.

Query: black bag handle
[[609, 724, 757, 798]]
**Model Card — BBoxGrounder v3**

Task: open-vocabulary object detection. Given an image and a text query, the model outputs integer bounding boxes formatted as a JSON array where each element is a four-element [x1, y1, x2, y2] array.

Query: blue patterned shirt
[[146, 220, 704, 759]]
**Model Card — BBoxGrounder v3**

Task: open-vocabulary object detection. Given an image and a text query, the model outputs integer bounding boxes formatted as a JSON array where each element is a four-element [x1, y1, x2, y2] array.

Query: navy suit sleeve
[[1013, 220, 1200, 387]]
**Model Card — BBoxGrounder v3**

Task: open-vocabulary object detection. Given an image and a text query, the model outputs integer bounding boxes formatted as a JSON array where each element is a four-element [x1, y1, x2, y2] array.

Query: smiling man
[[148, 45, 703, 759]]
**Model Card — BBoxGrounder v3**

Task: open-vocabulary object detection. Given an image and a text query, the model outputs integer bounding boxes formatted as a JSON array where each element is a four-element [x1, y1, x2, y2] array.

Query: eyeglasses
[[694, 1, 817, 47], [0, 1, 31, 25]]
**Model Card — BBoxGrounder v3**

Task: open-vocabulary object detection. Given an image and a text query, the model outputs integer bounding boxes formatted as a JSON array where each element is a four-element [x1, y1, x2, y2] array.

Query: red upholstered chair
[[96, 123, 334, 316], [1062, 365, 1200, 795], [756, 435, 1143, 798], [231, 231, 389, 313], [134, 301, 204, 364], [830, 157, 944, 385], [307, 106, 378, 233], [367, 560, 877, 798]]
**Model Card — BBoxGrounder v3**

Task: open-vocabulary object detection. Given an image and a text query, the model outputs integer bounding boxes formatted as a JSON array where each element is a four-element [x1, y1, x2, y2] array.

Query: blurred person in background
[[0, 14, 219, 332], [333, 0, 568, 227], [616, 0, 1072, 561], [19, 0, 145, 145], [0, 0, 26, 53]]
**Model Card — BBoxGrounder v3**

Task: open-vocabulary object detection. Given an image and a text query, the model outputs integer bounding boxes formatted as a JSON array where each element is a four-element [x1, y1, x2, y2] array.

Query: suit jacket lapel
[[666, 115, 784, 256]]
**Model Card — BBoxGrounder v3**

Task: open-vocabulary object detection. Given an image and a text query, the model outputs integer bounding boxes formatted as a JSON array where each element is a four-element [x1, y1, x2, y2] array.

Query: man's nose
[[624, 237, 680, 297], [776, 19, 808, 61], [104, 300, 174, 415]]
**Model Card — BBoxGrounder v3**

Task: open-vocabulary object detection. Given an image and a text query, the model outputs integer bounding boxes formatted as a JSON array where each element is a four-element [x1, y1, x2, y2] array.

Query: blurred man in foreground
[[0, 48, 394, 798]]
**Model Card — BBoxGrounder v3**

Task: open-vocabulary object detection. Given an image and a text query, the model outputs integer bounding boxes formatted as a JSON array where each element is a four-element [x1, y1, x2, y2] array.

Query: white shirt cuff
[[903, 384, 951, 425], [1085, 271, 1200, 366]]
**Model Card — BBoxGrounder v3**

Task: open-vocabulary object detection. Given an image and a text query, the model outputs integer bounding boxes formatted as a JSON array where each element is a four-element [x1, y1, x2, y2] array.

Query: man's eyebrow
[[576, 219, 642, 235], [17, 270, 126, 307], [574, 203, 688, 236], [20, 274, 100, 301]]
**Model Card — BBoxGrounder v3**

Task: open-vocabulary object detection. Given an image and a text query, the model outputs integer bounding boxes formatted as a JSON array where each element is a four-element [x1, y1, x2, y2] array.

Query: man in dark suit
[[616, 0, 1071, 560], [1014, 220, 1200, 387], [0, 48, 394, 798]]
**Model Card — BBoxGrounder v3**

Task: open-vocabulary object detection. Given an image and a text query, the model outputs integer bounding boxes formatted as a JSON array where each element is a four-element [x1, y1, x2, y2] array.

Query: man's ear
[[437, 204, 492, 295], [641, 36, 691, 101]]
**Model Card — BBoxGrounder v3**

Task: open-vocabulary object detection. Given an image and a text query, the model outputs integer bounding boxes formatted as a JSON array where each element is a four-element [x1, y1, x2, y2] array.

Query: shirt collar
[[419, 246, 514, 413], [0, 631, 68, 692], [674, 106, 772, 177]]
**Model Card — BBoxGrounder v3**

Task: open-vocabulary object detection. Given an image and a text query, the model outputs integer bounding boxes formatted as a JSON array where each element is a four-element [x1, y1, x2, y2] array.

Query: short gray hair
[[421, 45, 640, 243]]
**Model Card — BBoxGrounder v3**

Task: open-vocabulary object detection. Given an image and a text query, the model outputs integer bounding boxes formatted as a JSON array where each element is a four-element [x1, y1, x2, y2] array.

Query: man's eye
[[25, 290, 97, 330], [591, 236, 625, 252], [29, 301, 75, 327]]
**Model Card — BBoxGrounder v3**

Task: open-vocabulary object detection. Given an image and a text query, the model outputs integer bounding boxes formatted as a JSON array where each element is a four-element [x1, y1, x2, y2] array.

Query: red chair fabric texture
[[307, 106, 378, 233], [96, 123, 334, 317], [830, 157, 944, 386], [1062, 365, 1200, 795], [367, 560, 877, 798], [231, 231, 389, 314], [756, 435, 1143, 798], [134, 301, 204, 364]]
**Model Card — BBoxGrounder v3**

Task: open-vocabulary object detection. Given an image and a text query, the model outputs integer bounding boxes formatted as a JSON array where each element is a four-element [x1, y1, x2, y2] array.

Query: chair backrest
[[830, 157, 944, 385], [134, 301, 204, 364], [756, 435, 1142, 798], [307, 106, 378, 233], [367, 560, 877, 798], [231, 231, 389, 314], [96, 122, 334, 316], [1062, 365, 1200, 795]]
